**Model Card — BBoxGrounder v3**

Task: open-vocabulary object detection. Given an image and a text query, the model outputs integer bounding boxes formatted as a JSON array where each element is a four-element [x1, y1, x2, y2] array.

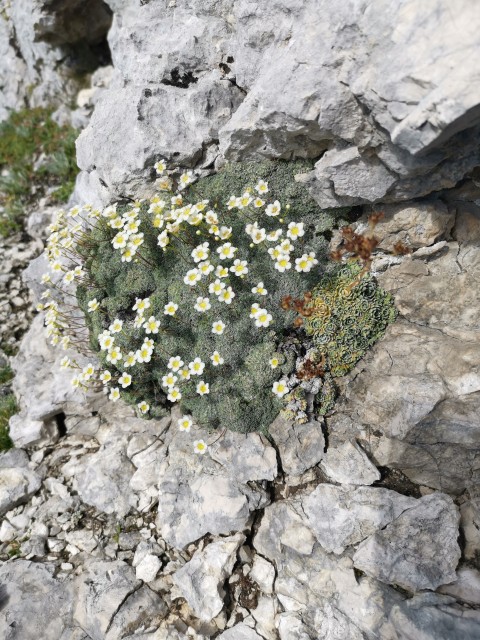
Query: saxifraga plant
[[40, 160, 396, 445]]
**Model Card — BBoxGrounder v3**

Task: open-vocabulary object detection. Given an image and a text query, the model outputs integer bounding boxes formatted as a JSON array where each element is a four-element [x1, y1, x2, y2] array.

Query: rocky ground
[[0, 191, 479, 640], [1, 0, 480, 638]]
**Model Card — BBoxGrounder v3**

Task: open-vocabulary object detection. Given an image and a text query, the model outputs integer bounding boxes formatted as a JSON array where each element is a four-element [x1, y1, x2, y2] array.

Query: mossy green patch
[[0, 107, 78, 237], [0, 394, 16, 451], [304, 261, 397, 414], [76, 160, 356, 434]]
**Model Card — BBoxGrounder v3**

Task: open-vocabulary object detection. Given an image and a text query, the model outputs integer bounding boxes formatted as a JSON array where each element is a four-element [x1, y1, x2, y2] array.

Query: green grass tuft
[[0, 107, 78, 237]]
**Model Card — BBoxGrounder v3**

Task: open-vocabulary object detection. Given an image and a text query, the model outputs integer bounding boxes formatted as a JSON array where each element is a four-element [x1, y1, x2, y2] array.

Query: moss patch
[[0, 107, 78, 237]]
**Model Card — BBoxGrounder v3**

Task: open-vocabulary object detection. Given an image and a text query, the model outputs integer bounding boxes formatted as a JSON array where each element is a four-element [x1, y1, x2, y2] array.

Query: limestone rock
[[135, 554, 162, 583], [302, 484, 416, 554], [250, 555, 275, 595], [73, 560, 141, 640], [173, 533, 245, 621], [0, 466, 42, 516], [217, 624, 263, 640], [0, 560, 74, 640], [437, 567, 480, 606], [156, 416, 273, 549], [269, 415, 325, 477], [320, 440, 380, 486], [354, 493, 460, 592], [389, 593, 480, 640], [8, 413, 58, 448], [105, 585, 168, 640]]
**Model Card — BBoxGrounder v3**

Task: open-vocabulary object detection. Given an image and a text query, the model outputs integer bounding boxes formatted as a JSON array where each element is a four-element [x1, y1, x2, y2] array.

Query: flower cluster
[[40, 160, 339, 435]]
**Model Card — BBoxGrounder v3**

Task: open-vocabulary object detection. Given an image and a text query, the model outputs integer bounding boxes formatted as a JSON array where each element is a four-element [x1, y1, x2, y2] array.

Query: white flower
[[88, 298, 100, 312], [227, 195, 238, 209], [196, 380, 210, 396], [252, 282, 267, 296], [217, 242, 237, 260], [121, 246, 135, 262], [191, 242, 210, 263], [124, 219, 140, 235], [112, 232, 128, 249], [157, 230, 170, 248], [211, 351, 224, 366], [279, 239, 294, 253], [167, 355, 184, 372], [109, 387, 121, 402], [255, 180, 268, 194], [275, 256, 292, 272], [100, 370, 112, 384], [212, 320, 226, 335], [287, 221, 305, 240], [64, 270, 75, 284], [162, 372, 178, 388], [238, 192, 252, 209], [253, 197, 265, 208], [194, 297, 211, 313], [109, 318, 123, 333], [82, 363, 95, 380], [136, 345, 153, 363], [133, 297, 151, 313], [178, 367, 191, 381], [218, 226, 233, 240], [205, 210, 218, 225], [155, 159, 167, 174], [99, 332, 114, 350], [109, 216, 124, 229], [218, 286, 235, 305], [230, 259, 248, 276], [193, 439, 208, 454], [138, 401, 150, 414], [295, 252, 318, 273], [198, 260, 214, 276], [250, 303, 261, 319], [143, 316, 160, 334], [184, 268, 201, 286], [188, 358, 205, 376], [118, 372, 132, 388], [215, 265, 229, 278], [251, 227, 266, 244], [134, 315, 145, 329], [124, 351, 137, 368], [209, 279, 225, 295], [129, 233, 144, 249], [272, 379, 289, 398], [71, 376, 82, 388], [60, 356, 71, 369], [265, 200, 281, 217], [178, 415, 192, 432], [254, 309, 273, 328], [179, 170, 195, 189], [164, 301, 179, 316], [270, 356, 280, 369], [144, 338, 154, 349], [167, 386, 182, 402], [106, 347, 123, 364]]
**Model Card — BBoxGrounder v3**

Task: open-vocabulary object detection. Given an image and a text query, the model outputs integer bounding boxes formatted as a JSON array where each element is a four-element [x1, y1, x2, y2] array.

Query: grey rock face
[[389, 593, 480, 640], [217, 625, 264, 640], [320, 440, 380, 486], [0, 560, 74, 640], [269, 416, 325, 477], [302, 485, 416, 554], [74, 0, 480, 208], [173, 533, 245, 621], [73, 560, 141, 640], [105, 585, 168, 640], [0, 466, 41, 516], [156, 413, 275, 549], [354, 493, 460, 592]]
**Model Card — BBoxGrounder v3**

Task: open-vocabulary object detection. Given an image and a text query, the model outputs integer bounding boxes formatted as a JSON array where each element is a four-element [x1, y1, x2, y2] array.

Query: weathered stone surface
[[250, 555, 275, 595], [269, 415, 325, 477], [217, 624, 263, 640], [105, 585, 168, 640], [173, 533, 245, 621], [156, 413, 273, 549], [303, 485, 416, 554], [438, 567, 480, 606], [135, 553, 162, 583], [0, 466, 42, 516], [73, 560, 141, 640], [209, 431, 277, 483], [354, 493, 460, 592], [389, 593, 480, 640], [320, 440, 380, 486], [0, 560, 74, 639], [8, 413, 59, 448]]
